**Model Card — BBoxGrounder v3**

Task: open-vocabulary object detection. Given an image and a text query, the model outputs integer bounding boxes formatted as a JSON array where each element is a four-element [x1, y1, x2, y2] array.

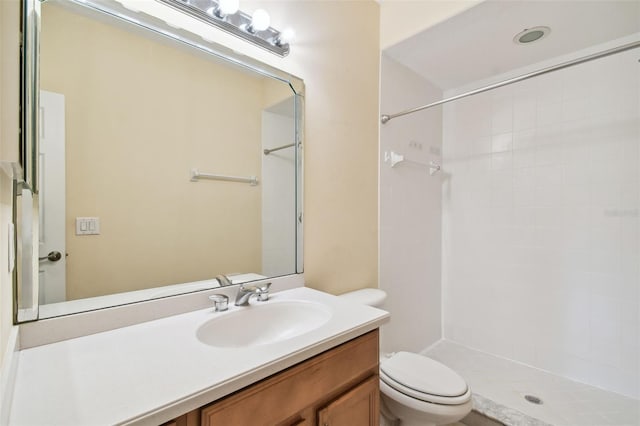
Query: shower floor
[[424, 340, 640, 426]]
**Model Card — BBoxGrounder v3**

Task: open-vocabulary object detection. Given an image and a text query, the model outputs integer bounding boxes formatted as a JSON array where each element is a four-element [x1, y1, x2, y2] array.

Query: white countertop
[[10, 287, 389, 425]]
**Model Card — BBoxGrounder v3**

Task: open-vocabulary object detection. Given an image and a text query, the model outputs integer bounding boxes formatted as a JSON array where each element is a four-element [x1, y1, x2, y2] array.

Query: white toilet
[[339, 288, 472, 426]]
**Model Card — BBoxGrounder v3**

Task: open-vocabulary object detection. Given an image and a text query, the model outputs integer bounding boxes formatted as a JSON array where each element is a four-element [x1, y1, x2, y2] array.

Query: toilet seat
[[380, 352, 471, 406]]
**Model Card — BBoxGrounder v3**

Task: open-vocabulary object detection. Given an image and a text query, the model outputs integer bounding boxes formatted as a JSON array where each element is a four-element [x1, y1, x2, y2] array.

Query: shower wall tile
[[442, 49, 640, 398]]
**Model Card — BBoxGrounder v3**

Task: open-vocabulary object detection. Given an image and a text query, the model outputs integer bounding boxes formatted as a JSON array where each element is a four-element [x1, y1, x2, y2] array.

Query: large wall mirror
[[16, 0, 304, 321]]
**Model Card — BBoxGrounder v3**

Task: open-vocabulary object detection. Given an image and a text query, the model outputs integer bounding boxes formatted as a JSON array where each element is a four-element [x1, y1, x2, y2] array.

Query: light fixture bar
[[155, 0, 290, 57]]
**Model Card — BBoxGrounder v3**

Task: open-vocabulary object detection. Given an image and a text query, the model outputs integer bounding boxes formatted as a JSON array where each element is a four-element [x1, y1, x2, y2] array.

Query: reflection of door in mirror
[[17, 189, 35, 314], [38, 90, 66, 304]]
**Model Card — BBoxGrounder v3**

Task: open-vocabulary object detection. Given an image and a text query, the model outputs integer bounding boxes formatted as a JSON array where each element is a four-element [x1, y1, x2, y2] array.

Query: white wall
[[379, 54, 443, 354], [442, 48, 639, 398]]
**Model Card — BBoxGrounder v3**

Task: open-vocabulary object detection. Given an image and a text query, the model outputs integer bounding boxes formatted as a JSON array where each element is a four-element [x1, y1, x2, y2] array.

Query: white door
[[38, 90, 66, 304]]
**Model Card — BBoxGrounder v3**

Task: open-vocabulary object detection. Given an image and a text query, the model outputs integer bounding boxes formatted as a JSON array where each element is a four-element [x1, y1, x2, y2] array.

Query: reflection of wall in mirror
[[262, 97, 296, 277], [39, 2, 296, 300]]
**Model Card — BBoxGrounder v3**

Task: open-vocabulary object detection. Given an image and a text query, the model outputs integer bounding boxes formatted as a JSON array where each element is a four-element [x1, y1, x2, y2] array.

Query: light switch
[[76, 217, 100, 235]]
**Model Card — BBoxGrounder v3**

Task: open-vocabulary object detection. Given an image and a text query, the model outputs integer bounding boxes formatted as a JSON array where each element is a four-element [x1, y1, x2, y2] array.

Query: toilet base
[[380, 398, 401, 426], [381, 399, 436, 426], [380, 389, 472, 426]]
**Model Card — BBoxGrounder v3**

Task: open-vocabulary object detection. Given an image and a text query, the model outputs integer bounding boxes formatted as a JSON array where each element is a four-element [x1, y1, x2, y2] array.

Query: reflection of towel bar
[[264, 143, 295, 155], [190, 168, 258, 186]]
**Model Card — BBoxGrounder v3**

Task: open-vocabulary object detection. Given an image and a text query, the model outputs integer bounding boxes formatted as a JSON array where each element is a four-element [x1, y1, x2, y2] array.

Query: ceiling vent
[[514, 26, 551, 44]]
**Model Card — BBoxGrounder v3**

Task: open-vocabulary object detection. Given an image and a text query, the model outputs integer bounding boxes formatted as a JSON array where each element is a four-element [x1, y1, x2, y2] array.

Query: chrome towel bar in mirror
[[190, 168, 259, 186]]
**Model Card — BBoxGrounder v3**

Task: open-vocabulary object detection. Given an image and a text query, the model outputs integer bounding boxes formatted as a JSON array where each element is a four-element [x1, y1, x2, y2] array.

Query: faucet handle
[[256, 282, 271, 302], [209, 294, 229, 312], [215, 274, 233, 287]]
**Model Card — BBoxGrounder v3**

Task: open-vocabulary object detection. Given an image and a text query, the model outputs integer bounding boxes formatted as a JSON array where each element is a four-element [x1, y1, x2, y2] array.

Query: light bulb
[[207, 0, 238, 18], [120, 0, 141, 12], [218, 0, 239, 15], [250, 9, 270, 32], [277, 28, 295, 45]]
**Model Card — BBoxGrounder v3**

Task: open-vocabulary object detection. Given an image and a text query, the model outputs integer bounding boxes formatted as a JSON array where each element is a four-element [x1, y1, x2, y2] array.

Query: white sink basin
[[196, 301, 332, 348]]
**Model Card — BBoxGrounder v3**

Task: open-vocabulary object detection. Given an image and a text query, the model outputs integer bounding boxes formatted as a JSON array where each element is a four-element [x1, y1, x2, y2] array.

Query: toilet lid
[[380, 352, 468, 400]]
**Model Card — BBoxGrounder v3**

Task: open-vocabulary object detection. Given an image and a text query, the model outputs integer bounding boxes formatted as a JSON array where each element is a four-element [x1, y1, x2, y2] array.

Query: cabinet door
[[201, 331, 379, 426], [160, 410, 199, 426], [317, 376, 379, 426]]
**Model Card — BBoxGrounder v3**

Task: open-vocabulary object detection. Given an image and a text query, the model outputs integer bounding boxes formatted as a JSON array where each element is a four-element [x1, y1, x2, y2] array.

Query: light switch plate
[[76, 217, 100, 235]]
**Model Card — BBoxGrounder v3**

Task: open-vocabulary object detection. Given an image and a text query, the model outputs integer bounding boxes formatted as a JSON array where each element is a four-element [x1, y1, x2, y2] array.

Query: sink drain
[[524, 395, 543, 405]]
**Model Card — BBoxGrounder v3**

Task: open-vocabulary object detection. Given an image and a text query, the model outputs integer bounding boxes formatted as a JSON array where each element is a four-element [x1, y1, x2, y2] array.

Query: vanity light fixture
[[156, 0, 291, 56], [207, 0, 238, 18]]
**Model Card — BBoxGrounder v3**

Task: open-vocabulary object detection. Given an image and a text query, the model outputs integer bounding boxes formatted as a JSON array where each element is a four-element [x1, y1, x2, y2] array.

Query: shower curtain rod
[[381, 40, 640, 124]]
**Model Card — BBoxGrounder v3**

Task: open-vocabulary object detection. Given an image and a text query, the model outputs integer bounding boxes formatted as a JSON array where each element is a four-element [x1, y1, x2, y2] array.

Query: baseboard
[[419, 337, 445, 355]]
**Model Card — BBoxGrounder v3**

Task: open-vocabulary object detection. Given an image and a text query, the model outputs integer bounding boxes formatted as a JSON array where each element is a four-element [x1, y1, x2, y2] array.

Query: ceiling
[[384, 0, 640, 91]]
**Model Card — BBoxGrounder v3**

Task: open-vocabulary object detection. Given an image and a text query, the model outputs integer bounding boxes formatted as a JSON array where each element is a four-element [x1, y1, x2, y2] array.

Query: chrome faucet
[[235, 282, 271, 306], [215, 274, 233, 287]]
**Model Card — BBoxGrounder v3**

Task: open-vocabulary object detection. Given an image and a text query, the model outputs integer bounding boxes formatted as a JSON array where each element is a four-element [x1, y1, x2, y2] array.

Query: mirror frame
[[17, 0, 304, 323]]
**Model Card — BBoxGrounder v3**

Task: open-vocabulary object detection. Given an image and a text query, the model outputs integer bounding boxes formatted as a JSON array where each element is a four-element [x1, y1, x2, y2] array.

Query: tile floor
[[425, 340, 640, 426]]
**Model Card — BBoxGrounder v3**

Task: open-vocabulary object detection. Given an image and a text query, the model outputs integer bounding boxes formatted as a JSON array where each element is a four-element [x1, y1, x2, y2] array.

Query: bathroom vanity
[[9, 287, 389, 425], [167, 330, 379, 426]]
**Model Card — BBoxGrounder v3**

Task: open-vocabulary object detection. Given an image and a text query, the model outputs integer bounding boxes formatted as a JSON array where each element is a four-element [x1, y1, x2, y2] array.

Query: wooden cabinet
[[317, 375, 379, 426], [166, 330, 380, 426], [162, 410, 199, 426]]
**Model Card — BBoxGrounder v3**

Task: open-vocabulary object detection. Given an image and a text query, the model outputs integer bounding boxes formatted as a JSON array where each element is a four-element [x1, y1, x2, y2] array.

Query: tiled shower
[[379, 2, 639, 423], [441, 47, 639, 400]]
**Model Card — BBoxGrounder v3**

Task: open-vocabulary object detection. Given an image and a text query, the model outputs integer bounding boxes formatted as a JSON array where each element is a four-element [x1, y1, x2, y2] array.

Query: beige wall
[[248, 1, 382, 295], [263, 79, 295, 112], [380, 0, 481, 49], [0, 0, 20, 364], [287, 1, 380, 294], [42, 3, 284, 299], [167, 0, 382, 295]]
